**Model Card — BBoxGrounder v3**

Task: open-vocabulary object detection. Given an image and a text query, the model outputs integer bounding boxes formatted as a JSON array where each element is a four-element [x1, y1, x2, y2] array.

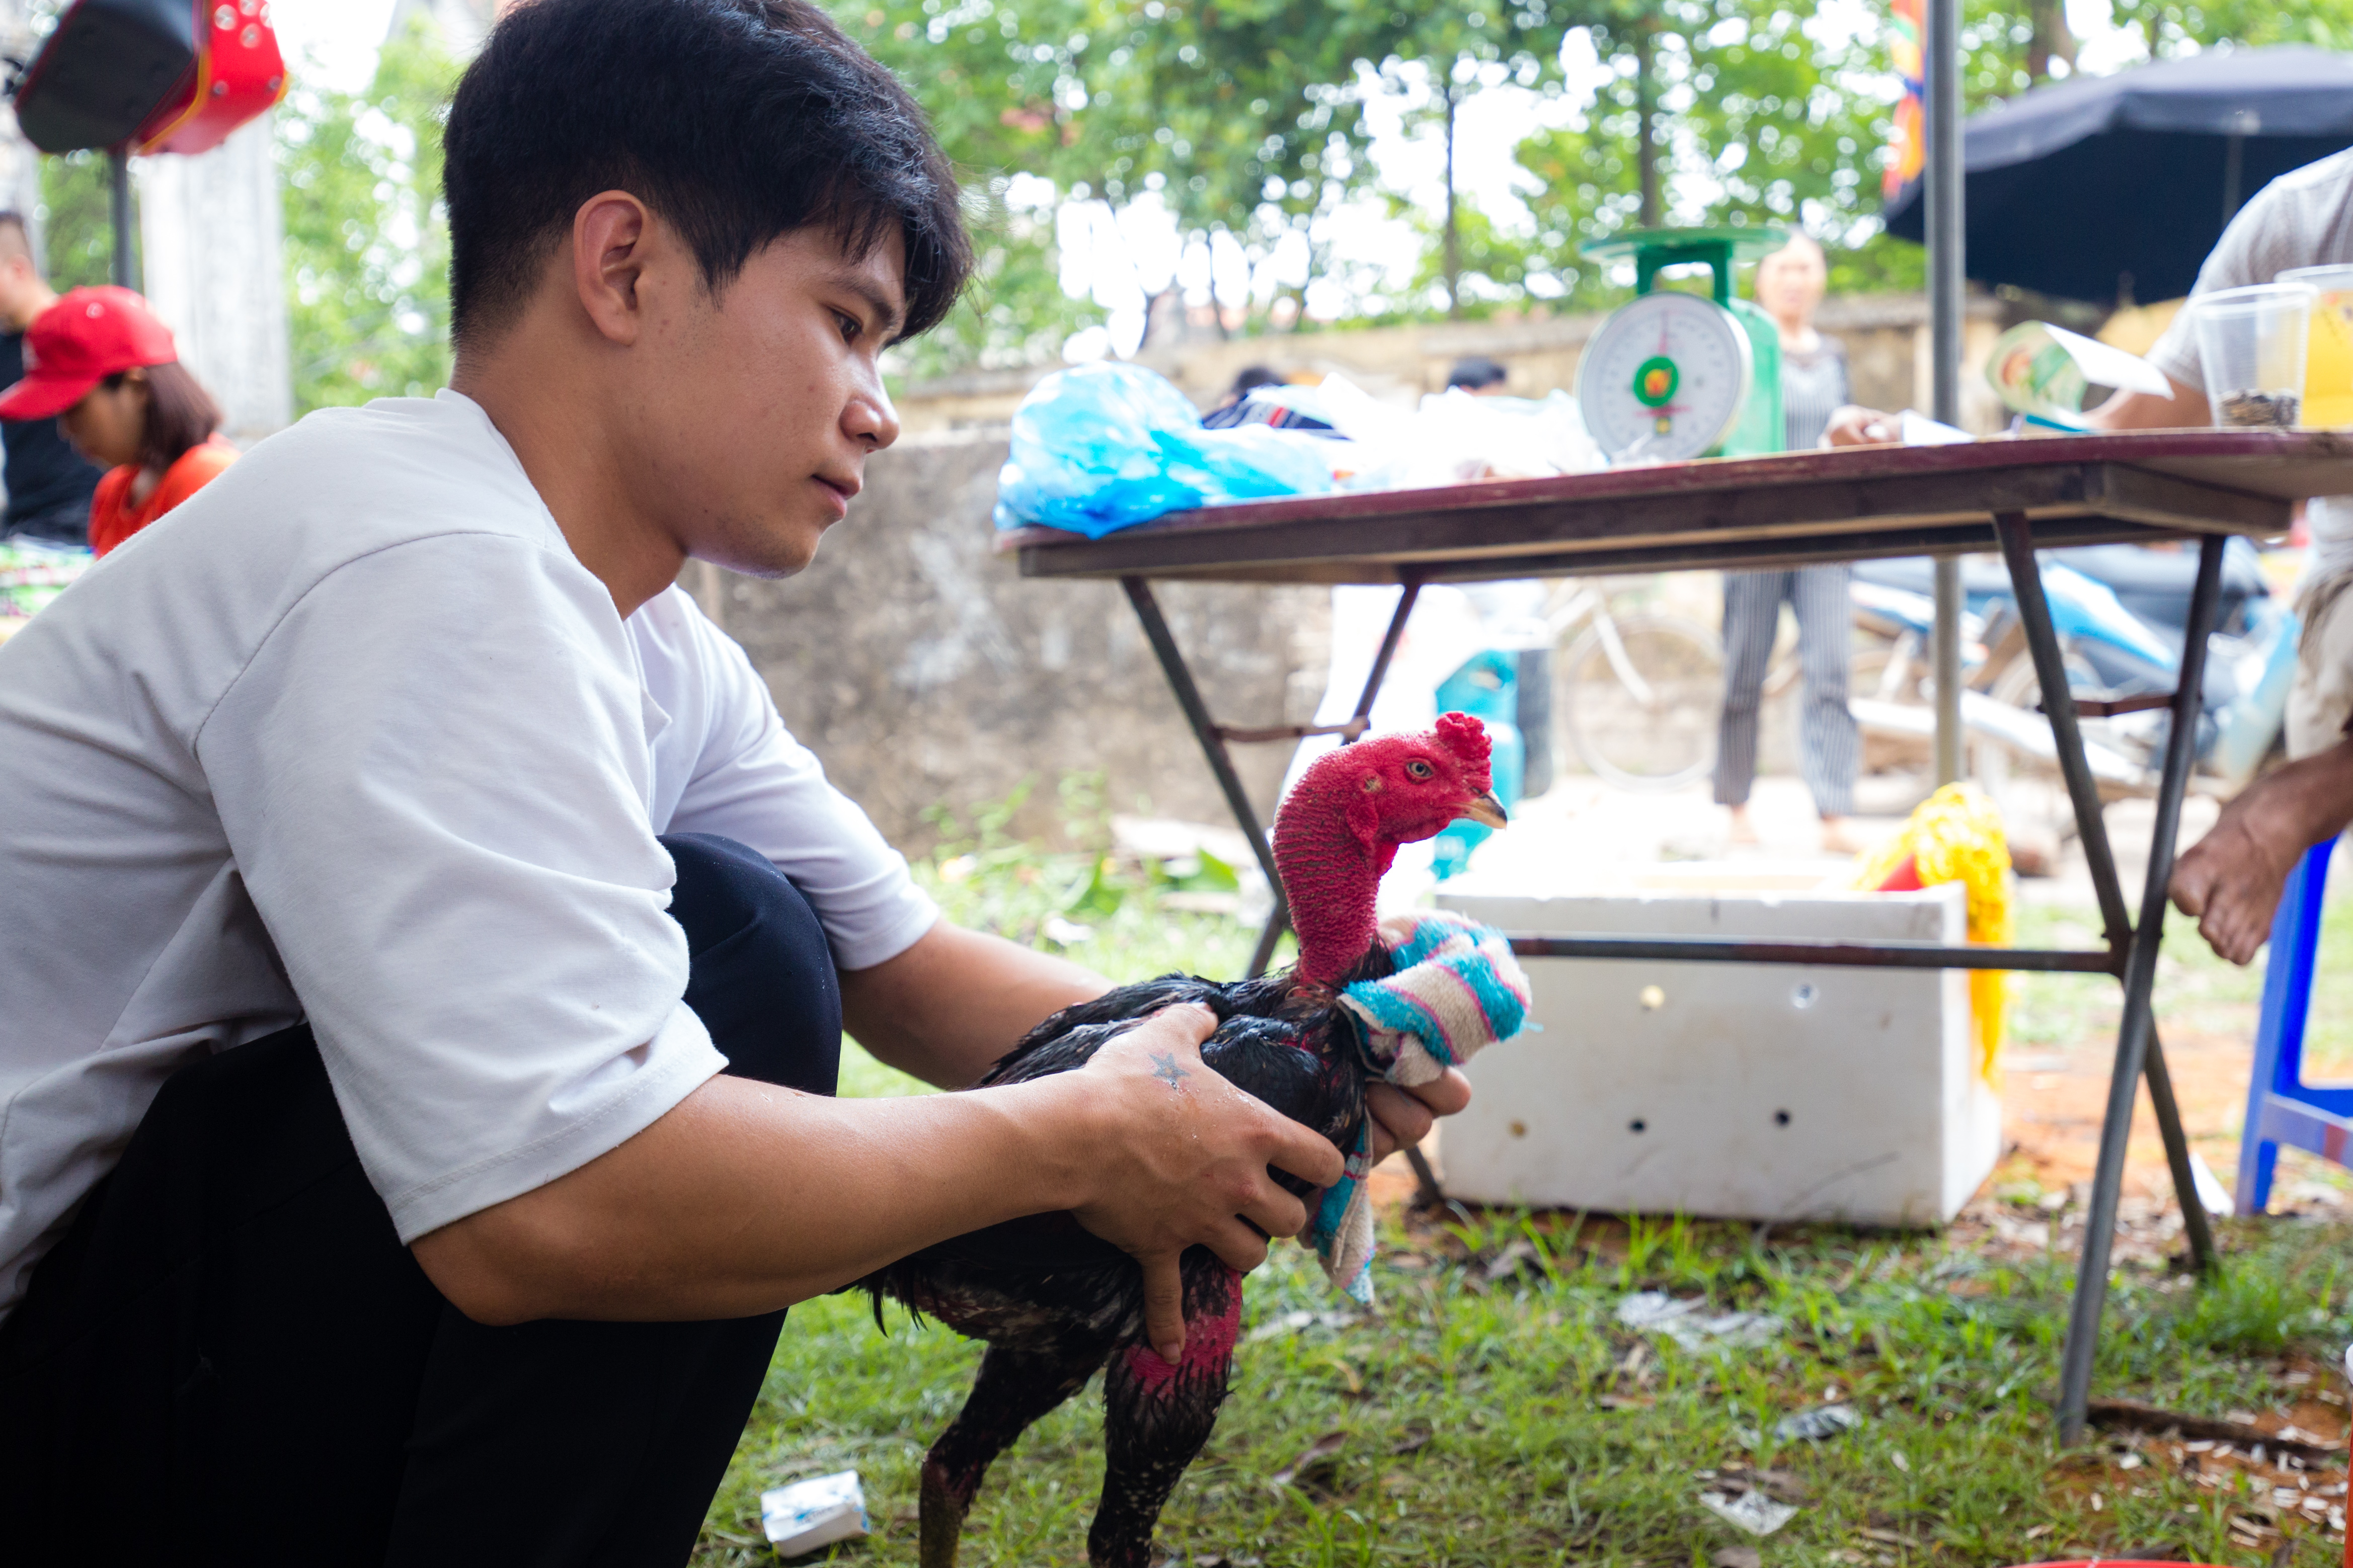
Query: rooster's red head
[[1275, 714, 1507, 986], [1288, 711, 1508, 852]]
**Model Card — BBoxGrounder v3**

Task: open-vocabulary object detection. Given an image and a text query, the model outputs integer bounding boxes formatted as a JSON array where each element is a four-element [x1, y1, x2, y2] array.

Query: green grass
[[2008, 876, 2353, 1085], [698, 826, 2353, 1566], [2006, 904, 2270, 1058]]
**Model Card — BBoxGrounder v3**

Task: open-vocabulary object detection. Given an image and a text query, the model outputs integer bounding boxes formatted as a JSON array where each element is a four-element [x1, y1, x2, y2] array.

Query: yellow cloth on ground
[[1851, 783, 2015, 1079]]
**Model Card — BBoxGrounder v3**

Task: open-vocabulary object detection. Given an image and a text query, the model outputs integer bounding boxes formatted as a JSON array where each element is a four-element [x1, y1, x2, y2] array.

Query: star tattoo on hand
[[1149, 1050, 1191, 1088]]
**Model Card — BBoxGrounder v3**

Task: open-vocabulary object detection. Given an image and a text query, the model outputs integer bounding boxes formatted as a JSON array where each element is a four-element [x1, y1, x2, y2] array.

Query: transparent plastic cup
[[2280, 264, 2353, 429], [2192, 282, 2316, 428]]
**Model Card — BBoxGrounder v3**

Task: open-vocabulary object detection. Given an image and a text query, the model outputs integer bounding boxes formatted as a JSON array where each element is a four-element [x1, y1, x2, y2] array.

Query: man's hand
[[1063, 1004, 1346, 1363], [1824, 404, 1900, 447], [1366, 1069, 1471, 1163]]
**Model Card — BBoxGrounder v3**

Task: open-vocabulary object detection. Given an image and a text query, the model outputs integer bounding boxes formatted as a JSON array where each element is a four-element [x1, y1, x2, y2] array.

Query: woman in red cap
[[0, 286, 235, 557]]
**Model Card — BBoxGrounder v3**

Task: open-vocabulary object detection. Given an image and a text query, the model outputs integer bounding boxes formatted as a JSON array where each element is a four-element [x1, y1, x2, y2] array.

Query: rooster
[[861, 714, 1512, 1568]]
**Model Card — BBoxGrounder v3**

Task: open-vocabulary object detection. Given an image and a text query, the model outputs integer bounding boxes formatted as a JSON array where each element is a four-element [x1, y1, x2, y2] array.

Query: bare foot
[[2171, 739, 2353, 964], [1819, 815, 1861, 855], [1727, 804, 1762, 846]]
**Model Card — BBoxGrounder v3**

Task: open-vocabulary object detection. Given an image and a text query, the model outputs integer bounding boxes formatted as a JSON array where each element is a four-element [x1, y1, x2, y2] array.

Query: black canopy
[[1884, 46, 2353, 304]]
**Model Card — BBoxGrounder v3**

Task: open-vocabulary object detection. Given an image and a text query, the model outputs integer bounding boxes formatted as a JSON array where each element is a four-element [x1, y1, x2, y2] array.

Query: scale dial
[[1576, 290, 1755, 464]]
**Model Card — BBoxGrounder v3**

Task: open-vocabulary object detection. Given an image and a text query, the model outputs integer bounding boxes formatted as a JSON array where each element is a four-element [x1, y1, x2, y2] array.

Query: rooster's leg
[[1086, 1265, 1243, 1568], [920, 1338, 1109, 1568]]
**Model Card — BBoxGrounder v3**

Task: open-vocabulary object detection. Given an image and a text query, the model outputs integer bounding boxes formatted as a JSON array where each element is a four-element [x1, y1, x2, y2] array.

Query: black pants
[[0, 834, 841, 1567]]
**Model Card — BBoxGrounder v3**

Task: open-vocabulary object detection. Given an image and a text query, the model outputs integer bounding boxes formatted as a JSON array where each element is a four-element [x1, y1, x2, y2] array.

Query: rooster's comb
[[1434, 712, 1493, 789]]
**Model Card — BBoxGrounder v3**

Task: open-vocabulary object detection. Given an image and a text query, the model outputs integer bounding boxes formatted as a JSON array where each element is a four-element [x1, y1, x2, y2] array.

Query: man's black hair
[[1446, 356, 1508, 391], [1228, 366, 1282, 398], [443, 0, 971, 350]]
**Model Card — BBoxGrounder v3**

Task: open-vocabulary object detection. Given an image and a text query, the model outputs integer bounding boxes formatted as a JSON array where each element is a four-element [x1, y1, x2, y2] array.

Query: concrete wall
[[705, 428, 1329, 853]]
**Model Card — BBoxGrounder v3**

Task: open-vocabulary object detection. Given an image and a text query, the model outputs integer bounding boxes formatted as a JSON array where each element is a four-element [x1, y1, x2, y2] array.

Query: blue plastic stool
[[2235, 839, 2353, 1214]]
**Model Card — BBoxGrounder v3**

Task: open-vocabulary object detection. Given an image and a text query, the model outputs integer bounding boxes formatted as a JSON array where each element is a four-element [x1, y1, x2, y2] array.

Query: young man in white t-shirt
[[0, 2, 1467, 1559]]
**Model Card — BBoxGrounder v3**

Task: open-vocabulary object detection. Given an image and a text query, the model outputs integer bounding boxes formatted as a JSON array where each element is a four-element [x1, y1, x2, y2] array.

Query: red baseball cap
[[0, 286, 179, 422]]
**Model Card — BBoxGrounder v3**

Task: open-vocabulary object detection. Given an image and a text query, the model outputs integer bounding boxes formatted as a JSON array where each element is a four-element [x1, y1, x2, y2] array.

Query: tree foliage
[[1500, 0, 1926, 316], [276, 20, 460, 414], [2108, 0, 2353, 56], [36, 151, 129, 293]]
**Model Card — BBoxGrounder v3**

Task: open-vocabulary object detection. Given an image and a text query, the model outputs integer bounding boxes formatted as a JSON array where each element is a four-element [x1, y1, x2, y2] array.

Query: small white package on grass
[[759, 1470, 869, 1557]]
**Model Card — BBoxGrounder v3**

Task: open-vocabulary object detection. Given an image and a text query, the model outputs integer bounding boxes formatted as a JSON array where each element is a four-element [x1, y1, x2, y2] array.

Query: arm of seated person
[[2085, 374, 2209, 430], [1823, 374, 2208, 446], [839, 919, 1110, 1089], [839, 920, 1475, 1159], [409, 1002, 1346, 1355]]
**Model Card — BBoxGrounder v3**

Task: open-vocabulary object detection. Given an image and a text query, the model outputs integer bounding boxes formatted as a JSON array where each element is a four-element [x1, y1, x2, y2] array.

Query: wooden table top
[[999, 429, 2353, 586]]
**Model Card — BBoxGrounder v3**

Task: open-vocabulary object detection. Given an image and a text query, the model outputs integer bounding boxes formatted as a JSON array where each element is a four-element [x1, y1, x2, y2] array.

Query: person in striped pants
[[1715, 235, 1860, 852]]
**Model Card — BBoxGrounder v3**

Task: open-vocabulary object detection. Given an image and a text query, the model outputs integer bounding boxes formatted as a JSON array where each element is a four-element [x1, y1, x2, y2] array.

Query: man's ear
[[571, 191, 658, 347]]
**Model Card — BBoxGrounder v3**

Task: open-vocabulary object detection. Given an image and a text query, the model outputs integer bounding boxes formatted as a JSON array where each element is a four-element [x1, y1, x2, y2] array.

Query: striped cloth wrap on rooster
[[1314, 910, 1530, 1302]]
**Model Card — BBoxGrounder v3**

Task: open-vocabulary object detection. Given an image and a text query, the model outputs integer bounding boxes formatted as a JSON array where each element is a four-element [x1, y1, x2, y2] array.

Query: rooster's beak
[[1456, 791, 1509, 830]]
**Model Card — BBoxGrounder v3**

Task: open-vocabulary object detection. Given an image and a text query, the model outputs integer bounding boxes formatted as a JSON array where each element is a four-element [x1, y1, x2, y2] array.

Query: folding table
[[999, 429, 2353, 1442]]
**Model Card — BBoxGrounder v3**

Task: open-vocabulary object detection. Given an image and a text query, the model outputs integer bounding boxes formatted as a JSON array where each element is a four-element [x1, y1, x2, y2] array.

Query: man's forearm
[[841, 922, 1110, 1088], [2087, 375, 2208, 430], [412, 1070, 1105, 1324], [410, 1006, 1345, 1340]]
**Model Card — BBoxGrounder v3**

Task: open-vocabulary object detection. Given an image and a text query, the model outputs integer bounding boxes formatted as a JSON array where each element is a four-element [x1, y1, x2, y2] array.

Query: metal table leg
[[1122, 578, 1285, 917], [1992, 517, 2221, 1284], [2039, 532, 2227, 1445], [1122, 576, 1425, 978], [1124, 576, 1447, 1206]]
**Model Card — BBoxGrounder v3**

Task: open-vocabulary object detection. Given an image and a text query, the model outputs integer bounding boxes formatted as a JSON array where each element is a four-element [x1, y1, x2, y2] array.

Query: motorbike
[[1848, 539, 2297, 814]]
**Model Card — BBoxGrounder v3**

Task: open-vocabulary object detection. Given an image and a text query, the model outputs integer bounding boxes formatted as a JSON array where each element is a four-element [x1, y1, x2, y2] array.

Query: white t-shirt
[[2145, 148, 2353, 581], [0, 390, 937, 1322]]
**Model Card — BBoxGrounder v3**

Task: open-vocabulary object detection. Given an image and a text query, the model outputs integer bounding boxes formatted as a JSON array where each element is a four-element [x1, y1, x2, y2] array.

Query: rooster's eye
[[1405, 760, 1434, 780]]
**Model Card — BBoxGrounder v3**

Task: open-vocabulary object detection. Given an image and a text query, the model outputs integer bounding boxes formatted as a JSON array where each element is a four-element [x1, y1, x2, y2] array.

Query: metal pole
[[108, 147, 134, 290], [1927, 0, 1964, 784], [2144, 1025, 2221, 1277], [1352, 583, 1423, 732], [1121, 577, 1282, 899], [2055, 534, 2227, 1445], [1994, 513, 2221, 1281], [1993, 515, 2131, 950]]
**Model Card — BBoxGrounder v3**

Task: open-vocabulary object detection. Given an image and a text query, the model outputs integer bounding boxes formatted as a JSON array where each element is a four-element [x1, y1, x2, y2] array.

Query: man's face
[[622, 223, 905, 579]]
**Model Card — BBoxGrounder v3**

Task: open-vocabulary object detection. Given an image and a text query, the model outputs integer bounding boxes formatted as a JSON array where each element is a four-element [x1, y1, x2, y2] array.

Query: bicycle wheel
[[1557, 611, 1723, 791]]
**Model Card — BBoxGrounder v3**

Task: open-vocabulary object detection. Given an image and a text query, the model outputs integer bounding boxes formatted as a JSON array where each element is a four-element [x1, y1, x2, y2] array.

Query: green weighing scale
[[1574, 227, 1788, 464]]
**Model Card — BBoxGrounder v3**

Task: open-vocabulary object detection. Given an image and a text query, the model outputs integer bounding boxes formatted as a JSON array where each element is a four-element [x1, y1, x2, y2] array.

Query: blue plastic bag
[[993, 361, 1337, 537]]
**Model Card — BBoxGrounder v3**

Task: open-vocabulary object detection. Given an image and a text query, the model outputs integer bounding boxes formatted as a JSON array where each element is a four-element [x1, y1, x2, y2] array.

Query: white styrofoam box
[[1436, 878, 2000, 1226]]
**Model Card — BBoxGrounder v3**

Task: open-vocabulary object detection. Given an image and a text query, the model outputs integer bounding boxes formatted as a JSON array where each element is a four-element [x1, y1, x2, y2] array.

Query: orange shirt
[[89, 436, 238, 557]]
